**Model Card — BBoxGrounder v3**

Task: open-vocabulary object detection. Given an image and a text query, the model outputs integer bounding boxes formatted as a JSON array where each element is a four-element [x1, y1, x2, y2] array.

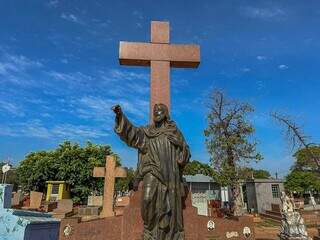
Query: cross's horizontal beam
[[93, 166, 127, 178], [115, 167, 127, 178], [93, 167, 105, 178], [119, 42, 200, 68]]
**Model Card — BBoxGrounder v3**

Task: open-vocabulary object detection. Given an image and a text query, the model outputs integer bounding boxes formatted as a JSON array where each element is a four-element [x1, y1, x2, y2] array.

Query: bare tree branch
[[271, 112, 320, 170]]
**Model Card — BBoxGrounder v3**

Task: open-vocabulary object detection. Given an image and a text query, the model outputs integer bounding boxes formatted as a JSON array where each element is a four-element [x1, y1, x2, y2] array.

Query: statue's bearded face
[[153, 104, 167, 123]]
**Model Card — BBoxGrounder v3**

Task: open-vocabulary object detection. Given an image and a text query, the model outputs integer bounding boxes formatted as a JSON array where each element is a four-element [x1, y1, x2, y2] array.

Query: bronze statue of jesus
[[112, 103, 190, 240]]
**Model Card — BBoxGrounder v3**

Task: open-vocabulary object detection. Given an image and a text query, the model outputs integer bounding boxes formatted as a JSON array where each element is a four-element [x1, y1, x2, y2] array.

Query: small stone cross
[[93, 155, 127, 218], [119, 21, 200, 120]]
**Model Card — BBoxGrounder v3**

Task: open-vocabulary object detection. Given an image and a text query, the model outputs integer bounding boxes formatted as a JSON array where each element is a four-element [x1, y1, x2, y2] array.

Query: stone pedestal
[[59, 186, 255, 240]]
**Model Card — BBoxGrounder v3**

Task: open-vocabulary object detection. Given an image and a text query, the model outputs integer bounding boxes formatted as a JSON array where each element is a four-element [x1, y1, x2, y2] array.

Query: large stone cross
[[119, 21, 200, 120], [93, 155, 127, 218]]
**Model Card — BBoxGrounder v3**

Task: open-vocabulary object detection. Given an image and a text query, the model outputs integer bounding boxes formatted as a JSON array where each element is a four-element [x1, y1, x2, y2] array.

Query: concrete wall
[[254, 181, 284, 213]]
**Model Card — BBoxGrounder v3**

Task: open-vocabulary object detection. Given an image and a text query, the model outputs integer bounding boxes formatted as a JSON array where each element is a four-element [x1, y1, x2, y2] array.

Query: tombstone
[[191, 192, 209, 216], [11, 190, 24, 207], [87, 195, 103, 207], [77, 196, 102, 219], [0, 184, 60, 240], [52, 199, 74, 219], [93, 155, 127, 217], [22, 191, 43, 210]]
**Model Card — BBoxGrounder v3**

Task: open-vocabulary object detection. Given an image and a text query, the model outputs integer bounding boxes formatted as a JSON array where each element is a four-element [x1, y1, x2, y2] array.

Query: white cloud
[[256, 55, 267, 61], [99, 69, 149, 96], [0, 54, 42, 76], [132, 10, 144, 20], [0, 52, 42, 87], [61, 13, 83, 24], [256, 80, 265, 91], [0, 100, 24, 117], [108, 69, 148, 82], [48, 0, 59, 8], [136, 23, 143, 28], [47, 71, 93, 88], [241, 68, 251, 72], [241, 6, 287, 20], [278, 64, 289, 70], [0, 120, 108, 139], [76, 95, 148, 123], [51, 124, 108, 139], [61, 59, 68, 64]]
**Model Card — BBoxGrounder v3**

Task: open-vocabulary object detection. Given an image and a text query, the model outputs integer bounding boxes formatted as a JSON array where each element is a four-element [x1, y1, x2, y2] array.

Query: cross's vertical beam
[[150, 21, 170, 120], [101, 155, 116, 218], [150, 61, 170, 120], [93, 155, 127, 218]]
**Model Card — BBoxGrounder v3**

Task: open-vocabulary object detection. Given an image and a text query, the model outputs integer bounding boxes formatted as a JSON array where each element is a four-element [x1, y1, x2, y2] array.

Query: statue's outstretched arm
[[112, 105, 146, 150]]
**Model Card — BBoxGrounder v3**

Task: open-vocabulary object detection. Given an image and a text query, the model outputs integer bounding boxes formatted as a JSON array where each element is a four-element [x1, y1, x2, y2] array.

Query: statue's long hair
[[153, 103, 170, 122]]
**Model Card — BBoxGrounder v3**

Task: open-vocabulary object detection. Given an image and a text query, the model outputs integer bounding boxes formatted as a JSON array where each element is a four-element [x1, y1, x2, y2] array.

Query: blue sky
[[1, 0, 320, 178]]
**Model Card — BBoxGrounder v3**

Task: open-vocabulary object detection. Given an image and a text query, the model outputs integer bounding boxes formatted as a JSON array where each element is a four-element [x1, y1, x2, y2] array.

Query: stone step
[[260, 212, 282, 222], [265, 210, 282, 216]]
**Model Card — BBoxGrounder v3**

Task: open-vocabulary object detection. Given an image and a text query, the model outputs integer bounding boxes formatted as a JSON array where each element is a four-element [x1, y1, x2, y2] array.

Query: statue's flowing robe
[[115, 114, 190, 240]]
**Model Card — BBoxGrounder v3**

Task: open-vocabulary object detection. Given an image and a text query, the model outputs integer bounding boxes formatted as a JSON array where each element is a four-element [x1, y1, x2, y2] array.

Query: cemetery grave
[[0, 184, 60, 240]]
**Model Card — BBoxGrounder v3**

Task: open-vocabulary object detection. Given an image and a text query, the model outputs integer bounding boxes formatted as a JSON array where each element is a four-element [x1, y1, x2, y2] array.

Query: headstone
[[11, 190, 24, 207], [78, 206, 100, 216], [191, 192, 208, 216], [0, 184, 60, 240], [52, 199, 74, 219], [310, 192, 316, 209], [22, 191, 43, 210], [87, 195, 103, 207], [93, 155, 127, 217], [77, 196, 103, 219]]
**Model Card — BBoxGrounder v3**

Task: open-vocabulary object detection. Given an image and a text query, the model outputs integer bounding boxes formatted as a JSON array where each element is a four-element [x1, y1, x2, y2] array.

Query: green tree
[[204, 90, 262, 216], [292, 146, 320, 172], [284, 147, 320, 195], [238, 167, 271, 179], [115, 167, 136, 192], [183, 160, 215, 176], [285, 170, 320, 194], [16, 141, 115, 204]]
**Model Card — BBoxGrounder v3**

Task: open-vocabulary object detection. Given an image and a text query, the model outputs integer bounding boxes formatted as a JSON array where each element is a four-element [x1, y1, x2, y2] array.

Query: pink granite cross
[[93, 155, 127, 218], [119, 21, 200, 120]]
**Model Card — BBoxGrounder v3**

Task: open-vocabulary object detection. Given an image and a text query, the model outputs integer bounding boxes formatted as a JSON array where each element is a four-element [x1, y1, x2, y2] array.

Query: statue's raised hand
[[112, 104, 122, 116]]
